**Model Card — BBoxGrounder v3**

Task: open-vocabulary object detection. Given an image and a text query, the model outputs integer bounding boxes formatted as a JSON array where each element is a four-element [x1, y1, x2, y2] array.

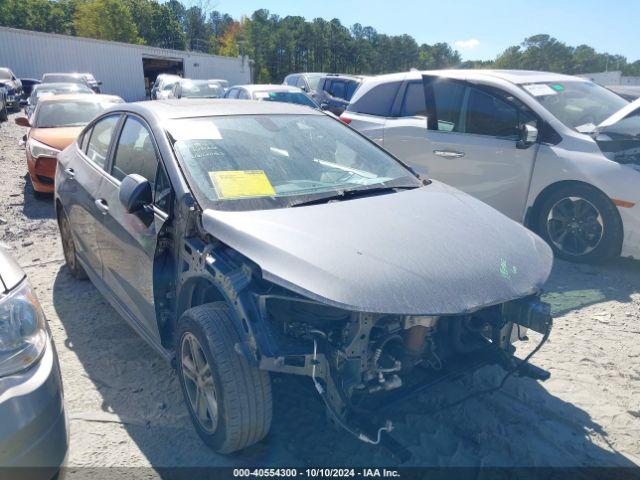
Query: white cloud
[[453, 38, 480, 49]]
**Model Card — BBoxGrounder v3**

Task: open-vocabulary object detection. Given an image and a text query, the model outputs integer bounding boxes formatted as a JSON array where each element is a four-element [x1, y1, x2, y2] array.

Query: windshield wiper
[[290, 185, 420, 207]]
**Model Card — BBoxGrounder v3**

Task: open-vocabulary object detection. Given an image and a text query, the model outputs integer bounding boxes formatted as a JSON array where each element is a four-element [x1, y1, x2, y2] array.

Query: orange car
[[16, 94, 123, 194]]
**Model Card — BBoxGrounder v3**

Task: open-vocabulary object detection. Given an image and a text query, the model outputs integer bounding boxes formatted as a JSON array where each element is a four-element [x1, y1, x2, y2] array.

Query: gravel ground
[[1, 113, 639, 474]]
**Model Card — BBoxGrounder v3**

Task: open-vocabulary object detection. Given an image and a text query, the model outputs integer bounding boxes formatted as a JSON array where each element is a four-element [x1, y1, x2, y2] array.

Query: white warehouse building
[[0, 27, 252, 101]]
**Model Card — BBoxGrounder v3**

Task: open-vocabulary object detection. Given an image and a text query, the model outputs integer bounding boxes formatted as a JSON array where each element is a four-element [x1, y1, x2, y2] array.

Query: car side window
[[285, 75, 298, 86], [425, 79, 466, 132], [400, 82, 427, 117], [464, 87, 534, 139], [79, 128, 92, 152], [295, 76, 307, 90], [227, 88, 239, 99], [237, 89, 250, 100], [330, 80, 347, 99], [348, 81, 401, 117], [112, 116, 158, 186], [85, 115, 119, 169]]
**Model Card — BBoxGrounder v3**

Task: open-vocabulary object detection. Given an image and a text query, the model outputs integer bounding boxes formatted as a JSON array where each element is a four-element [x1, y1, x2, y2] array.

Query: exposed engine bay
[[258, 292, 552, 447]]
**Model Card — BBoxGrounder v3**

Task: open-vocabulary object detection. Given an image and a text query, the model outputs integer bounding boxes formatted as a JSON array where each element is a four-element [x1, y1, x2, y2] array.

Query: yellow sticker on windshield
[[209, 170, 276, 199]]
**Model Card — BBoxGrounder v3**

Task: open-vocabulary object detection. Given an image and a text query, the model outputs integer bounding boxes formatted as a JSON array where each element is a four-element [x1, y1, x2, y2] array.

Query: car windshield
[[522, 80, 628, 131], [163, 81, 179, 91], [0, 69, 12, 80], [167, 114, 420, 211], [182, 82, 223, 98], [254, 91, 318, 108], [35, 100, 118, 128]]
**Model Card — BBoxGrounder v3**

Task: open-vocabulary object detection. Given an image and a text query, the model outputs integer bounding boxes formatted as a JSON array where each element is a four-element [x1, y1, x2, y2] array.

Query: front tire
[[0, 104, 7, 121], [535, 184, 622, 263], [58, 210, 88, 279], [177, 302, 272, 453]]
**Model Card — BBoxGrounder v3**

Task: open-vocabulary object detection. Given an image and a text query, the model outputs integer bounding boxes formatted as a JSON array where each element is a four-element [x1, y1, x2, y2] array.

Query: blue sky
[[200, 0, 640, 62]]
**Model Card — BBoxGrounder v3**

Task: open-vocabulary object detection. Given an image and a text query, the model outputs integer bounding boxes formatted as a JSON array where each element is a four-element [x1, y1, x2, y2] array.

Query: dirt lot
[[1, 113, 639, 471]]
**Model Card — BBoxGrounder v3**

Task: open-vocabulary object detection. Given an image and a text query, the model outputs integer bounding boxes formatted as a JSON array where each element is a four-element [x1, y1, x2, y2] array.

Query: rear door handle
[[94, 198, 109, 215], [433, 150, 465, 159], [64, 167, 75, 179]]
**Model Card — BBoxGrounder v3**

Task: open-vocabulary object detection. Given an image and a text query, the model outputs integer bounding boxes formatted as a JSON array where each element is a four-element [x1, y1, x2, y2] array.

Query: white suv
[[341, 70, 640, 263]]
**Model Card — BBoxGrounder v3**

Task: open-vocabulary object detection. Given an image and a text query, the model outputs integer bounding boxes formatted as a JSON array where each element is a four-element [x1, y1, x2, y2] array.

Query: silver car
[[0, 249, 68, 478], [55, 99, 553, 454]]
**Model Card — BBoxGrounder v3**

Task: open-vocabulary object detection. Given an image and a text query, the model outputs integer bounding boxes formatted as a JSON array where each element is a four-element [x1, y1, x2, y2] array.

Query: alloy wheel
[[181, 332, 219, 433], [546, 196, 604, 257]]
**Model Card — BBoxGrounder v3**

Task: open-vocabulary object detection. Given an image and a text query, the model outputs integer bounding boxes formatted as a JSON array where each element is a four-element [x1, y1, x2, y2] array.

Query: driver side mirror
[[517, 124, 538, 149], [119, 174, 152, 215], [15, 116, 30, 127]]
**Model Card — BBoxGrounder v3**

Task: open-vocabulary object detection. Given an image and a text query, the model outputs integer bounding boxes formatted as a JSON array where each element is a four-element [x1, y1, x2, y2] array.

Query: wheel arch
[[526, 179, 624, 257], [177, 275, 227, 318], [527, 180, 622, 229]]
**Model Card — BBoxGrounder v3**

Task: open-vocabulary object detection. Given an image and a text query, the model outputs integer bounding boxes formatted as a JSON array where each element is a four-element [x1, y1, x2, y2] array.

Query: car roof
[[321, 74, 368, 81], [111, 99, 323, 120], [38, 93, 122, 104], [234, 84, 304, 94], [180, 79, 223, 85], [375, 69, 584, 85], [42, 72, 84, 78], [33, 82, 92, 90], [287, 72, 326, 77]]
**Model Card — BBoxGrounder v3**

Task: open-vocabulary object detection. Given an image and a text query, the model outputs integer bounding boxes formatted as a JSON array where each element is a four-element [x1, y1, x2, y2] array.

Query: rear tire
[[177, 302, 272, 453], [535, 184, 622, 263], [58, 210, 88, 279]]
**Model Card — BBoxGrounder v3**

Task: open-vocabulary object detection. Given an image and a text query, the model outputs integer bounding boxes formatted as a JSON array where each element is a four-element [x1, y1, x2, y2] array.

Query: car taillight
[[339, 115, 352, 125]]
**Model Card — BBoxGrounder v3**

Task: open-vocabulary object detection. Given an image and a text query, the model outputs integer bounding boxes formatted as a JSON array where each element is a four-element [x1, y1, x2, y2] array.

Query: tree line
[[1, 0, 639, 82]]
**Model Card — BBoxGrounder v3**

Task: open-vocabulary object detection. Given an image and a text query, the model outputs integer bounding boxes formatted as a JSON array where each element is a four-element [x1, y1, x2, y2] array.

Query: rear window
[[181, 82, 223, 98], [42, 74, 84, 84], [255, 91, 318, 108], [345, 81, 360, 101], [34, 100, 120, 128], [348, 81, 401, 117]]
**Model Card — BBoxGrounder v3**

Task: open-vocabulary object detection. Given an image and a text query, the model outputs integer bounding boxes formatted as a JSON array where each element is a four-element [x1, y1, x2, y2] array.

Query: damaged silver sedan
[[54, 100, 554, 454]]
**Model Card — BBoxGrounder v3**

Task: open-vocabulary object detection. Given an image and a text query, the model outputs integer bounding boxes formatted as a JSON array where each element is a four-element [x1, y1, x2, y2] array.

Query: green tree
[[74, 0, 140, 43]]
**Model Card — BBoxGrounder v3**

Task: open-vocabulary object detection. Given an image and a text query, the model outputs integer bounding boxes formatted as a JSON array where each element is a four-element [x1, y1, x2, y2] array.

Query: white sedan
[[341, 70, 640, 263]]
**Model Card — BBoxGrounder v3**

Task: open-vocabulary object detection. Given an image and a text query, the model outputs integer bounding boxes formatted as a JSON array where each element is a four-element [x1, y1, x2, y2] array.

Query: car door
[[384, 77, 539, 221], [57, 114, 122, 278], [93, 115, 170, 341]]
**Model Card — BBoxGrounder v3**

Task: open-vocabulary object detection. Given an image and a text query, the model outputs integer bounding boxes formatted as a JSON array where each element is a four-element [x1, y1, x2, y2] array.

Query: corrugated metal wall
[[0, 27, 252, 101]]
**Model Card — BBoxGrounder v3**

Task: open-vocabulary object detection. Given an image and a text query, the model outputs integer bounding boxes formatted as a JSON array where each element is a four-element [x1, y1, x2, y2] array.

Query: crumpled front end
[[190, 183, 555, 449]]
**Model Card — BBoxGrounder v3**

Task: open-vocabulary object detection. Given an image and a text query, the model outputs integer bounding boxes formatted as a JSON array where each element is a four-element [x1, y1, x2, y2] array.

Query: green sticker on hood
[[551, 84, 564, 91]]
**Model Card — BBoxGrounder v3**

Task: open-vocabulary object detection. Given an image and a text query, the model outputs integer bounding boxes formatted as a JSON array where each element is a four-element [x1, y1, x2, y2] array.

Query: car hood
[[30, 127, 83, 151], [201, 181, 553, 315], [598, 97, 640, 130]]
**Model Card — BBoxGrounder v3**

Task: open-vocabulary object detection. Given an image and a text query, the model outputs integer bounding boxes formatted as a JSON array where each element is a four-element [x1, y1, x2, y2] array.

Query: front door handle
[[94, 198, 109, 215], [64, 167, 75, 179], [433, 150, 465, 159]]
